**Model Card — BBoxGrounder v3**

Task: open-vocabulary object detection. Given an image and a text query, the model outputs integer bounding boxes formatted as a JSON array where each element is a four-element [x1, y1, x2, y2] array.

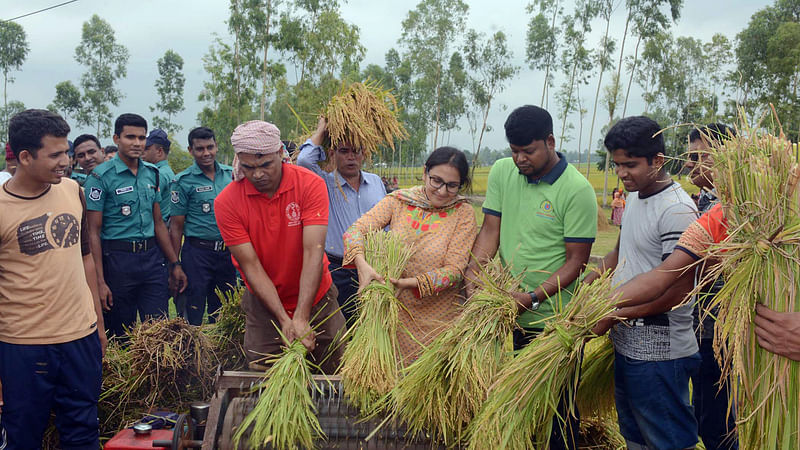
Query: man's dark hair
[[114, 113, 148, 136], [104, 145, 118, 155], [8, 109, 71, 159], [689, 123, 736, 146], [604, 116, 664, 164], [73, 134, 102, 150], [424, 146, 471, 191], [504, 105, 554, 147], [188, 127, 216, 148]]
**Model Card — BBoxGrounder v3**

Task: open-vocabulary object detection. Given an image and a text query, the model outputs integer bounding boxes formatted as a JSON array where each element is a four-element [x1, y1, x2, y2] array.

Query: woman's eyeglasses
[[428, 175, 461, 193]]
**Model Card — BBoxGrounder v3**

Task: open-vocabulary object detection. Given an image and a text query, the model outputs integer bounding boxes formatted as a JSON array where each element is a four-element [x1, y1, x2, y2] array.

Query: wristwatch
[[169, 261, 182, 270], [528, 291, 540, 311]]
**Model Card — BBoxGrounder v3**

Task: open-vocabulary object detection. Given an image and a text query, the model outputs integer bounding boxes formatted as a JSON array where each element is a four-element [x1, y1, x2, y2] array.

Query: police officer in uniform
[[143, 128, 175, 224], [169, 127, 236, 325], [84, 113, 187, 337]]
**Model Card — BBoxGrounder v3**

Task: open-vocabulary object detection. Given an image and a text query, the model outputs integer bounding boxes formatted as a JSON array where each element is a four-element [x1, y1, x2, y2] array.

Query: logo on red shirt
[[286, 202, 301, 226]]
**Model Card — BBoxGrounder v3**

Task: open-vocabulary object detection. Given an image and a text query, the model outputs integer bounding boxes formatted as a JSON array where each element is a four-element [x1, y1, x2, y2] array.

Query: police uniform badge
[[201, 202, 211, 213], [121, 205, 132, 216], [89, 187, 102, 201], [171, 191, 180, 204]]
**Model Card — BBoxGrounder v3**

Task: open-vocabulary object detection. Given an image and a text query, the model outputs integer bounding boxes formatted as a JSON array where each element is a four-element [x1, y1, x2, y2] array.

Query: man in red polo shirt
[[214, 120, 345, 372]]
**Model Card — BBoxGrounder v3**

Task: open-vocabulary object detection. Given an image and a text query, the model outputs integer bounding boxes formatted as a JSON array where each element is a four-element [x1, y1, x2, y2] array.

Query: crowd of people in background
[[1, 104, 799, 449]]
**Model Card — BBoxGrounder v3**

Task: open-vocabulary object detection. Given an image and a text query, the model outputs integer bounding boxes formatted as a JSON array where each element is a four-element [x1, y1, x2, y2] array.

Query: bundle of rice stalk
[[232, 339, 323, 450], [324, 80, 408, 161], [340, 231, 414, 415], [98, 340, 147, 437], [577, 414, 625, 450], [126, 318, 220, 408], [390, 258, 521, 446], [694, 112, 800, 449], [466, 270, 619, 450], [203, 282, 248, 370], [576, 336, 616, 418]]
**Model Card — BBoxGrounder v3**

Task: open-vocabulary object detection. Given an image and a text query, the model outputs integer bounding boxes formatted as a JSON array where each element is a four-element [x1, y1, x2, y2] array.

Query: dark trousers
[[102, 245, 168, 337], [693, 336, 738, 450], [0, 332, 102, 450], [181, 241, 237, 325], [514, 328, 580, 450], [327, 254, 359, 326]]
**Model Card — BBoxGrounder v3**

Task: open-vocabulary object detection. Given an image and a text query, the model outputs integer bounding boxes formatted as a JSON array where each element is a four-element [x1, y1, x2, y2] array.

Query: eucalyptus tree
[[399, 0, 469, 149], [463, 29, 518, 175], [0, 21, 29, 141], [525, 0, 563, 107]]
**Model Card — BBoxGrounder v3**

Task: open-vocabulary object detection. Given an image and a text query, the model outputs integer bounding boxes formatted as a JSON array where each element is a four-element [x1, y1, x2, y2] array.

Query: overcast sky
[[4, 0, 769, 154]]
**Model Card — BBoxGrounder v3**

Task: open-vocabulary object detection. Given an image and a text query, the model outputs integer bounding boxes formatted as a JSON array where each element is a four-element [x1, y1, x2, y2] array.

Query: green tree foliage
[[167, 137, 194, 173], [228, 0, 287, 120], [48, 81, 83, 125], [198, 36, 256, 162], [151, 50, 186, 134], [74, 15, 130, 137], [463, 29, 518, 172], [399, 0, 469, 150], [734, 0, 800, 137], [585, 0, 616, 174], [0, 100, 24, 147], [621, 0, 683, 116], [555, 0, 600, 153], [0, 21, 29, 141], [526, 0, 563, 107]]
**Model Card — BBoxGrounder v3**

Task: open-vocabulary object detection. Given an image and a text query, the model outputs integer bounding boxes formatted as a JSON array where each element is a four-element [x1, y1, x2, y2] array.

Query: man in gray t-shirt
[[587, 116, 701, 450], [610, 181, 699, 360]]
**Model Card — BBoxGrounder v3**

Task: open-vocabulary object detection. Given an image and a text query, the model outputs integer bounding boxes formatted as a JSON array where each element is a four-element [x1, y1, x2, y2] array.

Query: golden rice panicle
[[340, 231, 414, 415], [577, 336, 616, 418], [324, 80, 408, 161], [467, 270, 619, 450], [391, 258, 521, 446], [695, 109, 800, 450], [232, 340, 323, 450]]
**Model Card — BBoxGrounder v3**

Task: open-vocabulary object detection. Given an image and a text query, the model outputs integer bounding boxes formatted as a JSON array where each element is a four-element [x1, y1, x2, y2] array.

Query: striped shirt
[[610, 182, 700, 361]]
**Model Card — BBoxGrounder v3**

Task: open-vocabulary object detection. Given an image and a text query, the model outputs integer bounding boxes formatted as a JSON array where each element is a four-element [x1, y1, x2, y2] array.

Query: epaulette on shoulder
[[91, 161, 112, 178], [173, 169, 191, 182], [219, 163, 234, 172]]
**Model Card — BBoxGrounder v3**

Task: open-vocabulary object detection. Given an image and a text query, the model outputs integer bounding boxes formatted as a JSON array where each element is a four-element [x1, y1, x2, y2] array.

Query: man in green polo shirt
[[466, 105, 597, 450], [169, 127, 237, 325], [84, 114, 186, 337], [143, 128, 175, 223]]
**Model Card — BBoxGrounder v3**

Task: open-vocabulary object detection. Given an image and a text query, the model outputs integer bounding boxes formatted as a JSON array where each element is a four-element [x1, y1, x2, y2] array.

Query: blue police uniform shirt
[[84, 157, 162, 241], [170, 161, 233, 241], [155, 160, 175, 222]]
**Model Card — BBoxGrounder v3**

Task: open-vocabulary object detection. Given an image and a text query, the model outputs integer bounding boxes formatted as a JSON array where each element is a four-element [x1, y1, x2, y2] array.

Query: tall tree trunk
[[541, 0, 561, 107], [233, 0, 242, 125], [622, 18, 650, 117], [260, 0, 273, 121], [558, 58, 579, 153], [602, 9, 630, 206], [586, 10, 614, 178], [3, 71, 7, 141], [576, 89, 584, 165], [433, 62, 442, 149], [470, 96, 493, 181]]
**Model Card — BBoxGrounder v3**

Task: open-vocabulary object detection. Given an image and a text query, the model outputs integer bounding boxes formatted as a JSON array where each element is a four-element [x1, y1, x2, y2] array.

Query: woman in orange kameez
[[343, 147, 478, 365]]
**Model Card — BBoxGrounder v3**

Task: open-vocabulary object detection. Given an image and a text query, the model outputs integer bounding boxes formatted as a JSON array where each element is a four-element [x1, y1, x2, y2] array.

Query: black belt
[[188, 237, 228, 252], [103, 237, 156, 253], [326, 253, 344, 265]]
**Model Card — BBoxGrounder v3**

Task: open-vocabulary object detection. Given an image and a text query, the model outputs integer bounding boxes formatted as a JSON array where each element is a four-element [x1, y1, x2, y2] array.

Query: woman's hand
[[354, 254, 384, 293], [390, 277, 419, 291]]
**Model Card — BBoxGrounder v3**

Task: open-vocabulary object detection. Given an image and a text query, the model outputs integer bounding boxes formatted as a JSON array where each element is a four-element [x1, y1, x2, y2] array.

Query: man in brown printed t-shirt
[[0, 109, 106, 449]]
